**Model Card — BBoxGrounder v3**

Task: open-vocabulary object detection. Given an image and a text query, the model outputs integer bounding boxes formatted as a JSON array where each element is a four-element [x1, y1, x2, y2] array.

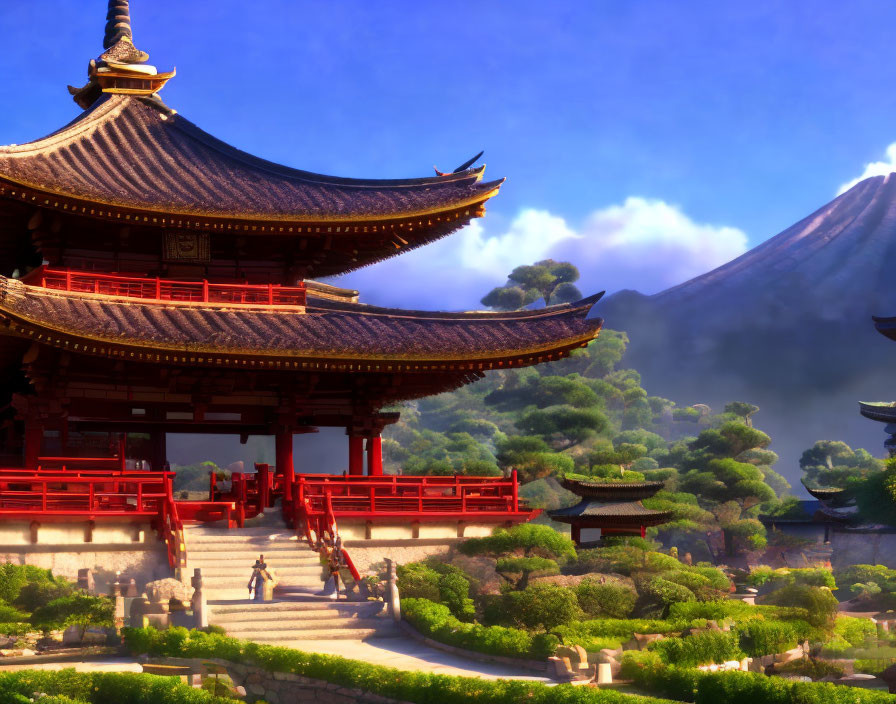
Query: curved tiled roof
[[0, 277, 602, 368], [0, 95, 501, 223], [559, 478, 665, 501], [549, 499, 672, 525]]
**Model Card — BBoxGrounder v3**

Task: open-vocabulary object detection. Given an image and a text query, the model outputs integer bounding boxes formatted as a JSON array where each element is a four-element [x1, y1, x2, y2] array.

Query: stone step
[[210, 607, 382, 623], [231, 628, 396, 641], [187, 543, 308, 553], [189, 565, 322, 577], [210, 600, 374, 614], [185, 527, 297, 538], [222, 617, 387, 633]]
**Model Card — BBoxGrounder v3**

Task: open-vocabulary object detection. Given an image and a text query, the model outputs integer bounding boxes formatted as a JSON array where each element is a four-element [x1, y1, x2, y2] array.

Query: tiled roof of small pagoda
[[873, 316, 896, 342], [559, 477, 665, 501], [859, 400, 896, 423], [548, 500, 672, 525], [0, 277, 603, 370], [0, 95, 503, 273]]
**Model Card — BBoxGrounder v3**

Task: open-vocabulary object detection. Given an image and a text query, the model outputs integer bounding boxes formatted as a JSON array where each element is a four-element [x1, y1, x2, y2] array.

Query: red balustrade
[[291, 472, 530, 519], [30, 267, 306, 307]]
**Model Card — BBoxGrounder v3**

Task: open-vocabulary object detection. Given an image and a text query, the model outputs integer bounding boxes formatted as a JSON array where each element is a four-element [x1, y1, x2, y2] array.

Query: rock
[[774, 647, 804, 665], [234, 686, 246, 697], [62, 625, 84, 645], [20, 648, 34, 657], [597, 648, 623, 663], [81, 628, 108, 645], [633, 633, 664, 649], [145, 578, 193, 606], [0, 649, 21, 657]]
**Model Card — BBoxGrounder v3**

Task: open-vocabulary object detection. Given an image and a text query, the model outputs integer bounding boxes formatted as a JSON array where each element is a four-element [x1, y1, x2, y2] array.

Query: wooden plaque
[[163, 232, 210, 262]]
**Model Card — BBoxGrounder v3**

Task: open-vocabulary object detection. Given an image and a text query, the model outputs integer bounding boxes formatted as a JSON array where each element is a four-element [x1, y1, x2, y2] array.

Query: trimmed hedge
[[123, 626, 677, 704], [622, 654, 895, 704], [402, 597, 559, 660], [736, 620, 799, 657], [0, 669, 234, 704], [648, 630, 744, 667]]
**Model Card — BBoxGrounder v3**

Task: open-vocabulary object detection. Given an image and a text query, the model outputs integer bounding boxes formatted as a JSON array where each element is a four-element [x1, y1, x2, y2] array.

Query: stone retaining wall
[[149, 657, 410, 704]]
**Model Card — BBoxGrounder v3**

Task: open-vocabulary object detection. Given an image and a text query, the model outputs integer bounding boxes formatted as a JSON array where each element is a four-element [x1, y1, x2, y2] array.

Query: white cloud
[[329, 198, 748, 310], [837, 142, 896, 195]]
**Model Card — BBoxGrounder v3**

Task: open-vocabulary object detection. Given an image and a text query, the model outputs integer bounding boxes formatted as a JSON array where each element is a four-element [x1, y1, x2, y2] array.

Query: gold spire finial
[[68, 0, 174, 109]]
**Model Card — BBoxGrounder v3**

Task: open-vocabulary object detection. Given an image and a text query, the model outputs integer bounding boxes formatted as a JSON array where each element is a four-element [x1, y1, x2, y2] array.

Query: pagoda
[[0, 2, 605, 557], [859, 315, 896, 457], [548, 478, 671, 545]]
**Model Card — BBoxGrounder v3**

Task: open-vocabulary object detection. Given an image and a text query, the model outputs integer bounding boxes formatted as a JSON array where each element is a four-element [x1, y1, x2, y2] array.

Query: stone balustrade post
[[191, 568, 208, 629], [385, 558, 400, 622]]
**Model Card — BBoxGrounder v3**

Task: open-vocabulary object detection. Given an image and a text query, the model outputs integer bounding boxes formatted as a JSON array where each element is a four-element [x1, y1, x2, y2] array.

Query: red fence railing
[[32, 268, 306, 307], [292, 472, 528, 518], [0, 468, 188, 568]]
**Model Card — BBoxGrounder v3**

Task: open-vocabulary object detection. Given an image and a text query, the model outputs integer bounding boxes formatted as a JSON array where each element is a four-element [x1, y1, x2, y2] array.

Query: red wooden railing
[[31, 267, 306, 307], [0, 468, 189, 568], [291, 472, 529, 519]]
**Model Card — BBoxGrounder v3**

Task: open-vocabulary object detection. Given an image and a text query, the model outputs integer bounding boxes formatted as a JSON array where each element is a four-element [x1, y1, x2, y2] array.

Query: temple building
[[548, 478, 671, 546], [0, 1, 605, 566]]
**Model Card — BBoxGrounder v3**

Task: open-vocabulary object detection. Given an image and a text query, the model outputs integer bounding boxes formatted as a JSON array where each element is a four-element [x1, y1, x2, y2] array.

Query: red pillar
[[571, 524, 581, 545], [366, 435, 383, 476], [24, 423, 41, 469], [118, 434, 127, 471], [348, 435, 364, 476], [150, 430, 167, 471], [276, 430, 294, 500]]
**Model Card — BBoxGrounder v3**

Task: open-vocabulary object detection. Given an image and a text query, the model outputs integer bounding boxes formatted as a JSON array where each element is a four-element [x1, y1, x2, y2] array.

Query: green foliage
[[121, 626, 694, 704], [627, 659, 896, 704], [384, 598, 562, 659], [518, 405, 608, 447], [648, 630, 744, 667], [737, 620, 799, 657], [833, 615, 876, 647], [30, 593, 114, 631], [800, 440, 884, 489], [501, 584, 581, 631], [459, 524, 576, 560], [574, 580, 637, 619], [396, 562, 475, 621], [759, 585, 838, 630], [495, 556, 558, 589], [0, 669, 235, 704], [481, 260, 582, 310], [641, 577, 696, 609], [774, 657, 845, 679]]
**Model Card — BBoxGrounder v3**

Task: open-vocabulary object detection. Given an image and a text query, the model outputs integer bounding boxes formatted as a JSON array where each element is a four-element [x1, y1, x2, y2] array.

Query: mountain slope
[[600, 175, 896, 479]]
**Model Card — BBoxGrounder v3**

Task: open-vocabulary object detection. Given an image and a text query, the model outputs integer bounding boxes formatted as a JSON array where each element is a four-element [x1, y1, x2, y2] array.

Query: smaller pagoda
[[549, 478, 671, 546]]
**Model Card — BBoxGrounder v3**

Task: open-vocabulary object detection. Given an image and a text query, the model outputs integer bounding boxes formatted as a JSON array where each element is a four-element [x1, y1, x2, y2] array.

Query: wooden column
[[366, 435, 383, 476], [150, 430, 167, 471], [275, 430, 294, 500], [24, 422, 42, 469], [118, 434, 127, 471], [348, 435, 364, 476], [570, 524, 581, 546]]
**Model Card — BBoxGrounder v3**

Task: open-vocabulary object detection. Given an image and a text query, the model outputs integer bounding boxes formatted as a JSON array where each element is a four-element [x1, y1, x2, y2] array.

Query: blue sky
[[2, 1, 896, 309]]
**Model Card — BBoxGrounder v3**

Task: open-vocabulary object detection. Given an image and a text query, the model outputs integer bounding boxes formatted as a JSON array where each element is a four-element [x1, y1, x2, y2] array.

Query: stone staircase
[[183, 511, 398, 643]]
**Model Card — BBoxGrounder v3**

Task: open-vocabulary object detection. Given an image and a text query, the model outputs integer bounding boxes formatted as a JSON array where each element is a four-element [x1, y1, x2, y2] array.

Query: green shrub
[[495, 556, 559, 589], [626, 657, 896, 704], [0, 669, 233, 704], [649, 630, 744, 667], [775, 657, 844, 679], [759, 585, 838, 630], [459, 524, 576, 560], [401, 598, 559, 660], [575, 580, 636, 619], [855, 658, 896, 676], [737, 620, 798, 657], [502, 584, 580, 631], [396, 562, 440, 601], [642, 576, 696, 608], [30, 594, 113, 631], [833, 615, 876, 647], [437, 572, 475, 622], [16, 579, 75, 612]]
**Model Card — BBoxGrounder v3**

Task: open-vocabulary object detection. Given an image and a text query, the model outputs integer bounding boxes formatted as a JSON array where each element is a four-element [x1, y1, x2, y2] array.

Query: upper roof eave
[[0, 95, 504, 225]]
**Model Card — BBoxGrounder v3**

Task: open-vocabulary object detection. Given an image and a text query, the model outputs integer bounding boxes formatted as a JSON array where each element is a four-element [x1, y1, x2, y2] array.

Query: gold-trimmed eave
[[0, 176, 501, 231], [0, 312, 600, 374]]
